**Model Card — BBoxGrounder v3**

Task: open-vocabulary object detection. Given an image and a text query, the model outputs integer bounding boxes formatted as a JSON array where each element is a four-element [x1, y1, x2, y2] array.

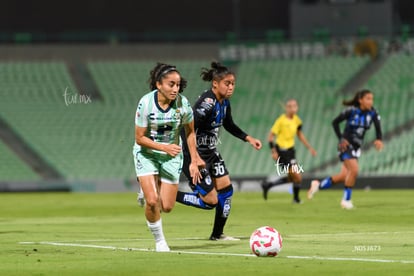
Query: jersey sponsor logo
[[196, 107, 206, 116], [211, 121, 222, 127], [148, 113, 177, 121]]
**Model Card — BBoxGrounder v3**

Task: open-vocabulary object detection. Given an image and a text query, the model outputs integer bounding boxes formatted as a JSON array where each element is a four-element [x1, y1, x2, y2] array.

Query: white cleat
[[137, 192, 145, 207], [155, 240, 170, 252], [307, 180, 320, 199], [341, 199, 354, 210]]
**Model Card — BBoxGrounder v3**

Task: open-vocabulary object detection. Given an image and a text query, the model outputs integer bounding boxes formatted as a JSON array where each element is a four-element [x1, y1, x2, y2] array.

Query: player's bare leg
[[341, 159, 358, 209], [308, 164, 348, 199], [139, 175, 170, 252]]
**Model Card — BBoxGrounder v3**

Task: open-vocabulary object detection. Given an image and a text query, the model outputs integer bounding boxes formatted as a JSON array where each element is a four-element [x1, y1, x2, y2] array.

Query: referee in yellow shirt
[[262, 99, 317, 203]]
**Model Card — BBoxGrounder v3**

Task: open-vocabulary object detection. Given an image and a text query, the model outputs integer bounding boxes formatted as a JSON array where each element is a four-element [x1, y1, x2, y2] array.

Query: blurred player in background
[[262, 99, 317, 203], [176, 61, 262, 241], [308, 89, 383, 209], [133, 62, 203, 251]]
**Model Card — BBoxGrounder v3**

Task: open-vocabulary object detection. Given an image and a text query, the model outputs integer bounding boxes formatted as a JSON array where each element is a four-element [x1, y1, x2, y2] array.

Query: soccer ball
[[249, 226, 283, 257]]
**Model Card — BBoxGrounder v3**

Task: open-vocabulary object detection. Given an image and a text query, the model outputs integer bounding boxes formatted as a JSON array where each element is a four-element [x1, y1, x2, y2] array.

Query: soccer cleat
[[209, 234, 240, 241], [292, 198, 302, 204], [340, 199, 354, 210], [261, 180, 271, 200], [307, 180, 320, 199], [155, 240, 170, 252], [137, 192, 145, 207]]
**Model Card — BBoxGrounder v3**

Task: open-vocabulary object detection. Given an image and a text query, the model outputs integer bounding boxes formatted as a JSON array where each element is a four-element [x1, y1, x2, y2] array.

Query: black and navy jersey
[[332, 106, 382, 149], [193, 89, 247, 150]]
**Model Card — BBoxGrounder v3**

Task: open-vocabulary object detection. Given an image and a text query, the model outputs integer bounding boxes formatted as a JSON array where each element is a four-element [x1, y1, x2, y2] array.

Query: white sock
[[146, 219, 166, 243]]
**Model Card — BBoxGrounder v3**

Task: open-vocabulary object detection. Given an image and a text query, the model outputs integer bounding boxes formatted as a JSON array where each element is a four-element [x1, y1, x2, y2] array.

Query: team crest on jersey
[[174, 109, 181, 120], [204, 97, 214, 104]]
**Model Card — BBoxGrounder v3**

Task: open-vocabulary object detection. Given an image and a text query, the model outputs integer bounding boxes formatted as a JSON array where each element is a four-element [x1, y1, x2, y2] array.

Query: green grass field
[[1, 189, 413, 275]]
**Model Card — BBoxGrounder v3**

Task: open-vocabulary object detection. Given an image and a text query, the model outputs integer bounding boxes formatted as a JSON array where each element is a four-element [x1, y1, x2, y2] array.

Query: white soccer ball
[[249, 226, 283, 257]]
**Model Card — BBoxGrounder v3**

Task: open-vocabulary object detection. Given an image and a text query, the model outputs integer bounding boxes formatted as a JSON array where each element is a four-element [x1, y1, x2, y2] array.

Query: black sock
[[211, 185, 233, 239], [293, 184, 300, 201], [176, 191, 215, 210], [267, 176, 289, 188]]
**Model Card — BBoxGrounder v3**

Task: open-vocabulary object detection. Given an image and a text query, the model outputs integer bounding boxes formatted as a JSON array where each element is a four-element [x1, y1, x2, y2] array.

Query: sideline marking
[[19, 241, 414, 264]]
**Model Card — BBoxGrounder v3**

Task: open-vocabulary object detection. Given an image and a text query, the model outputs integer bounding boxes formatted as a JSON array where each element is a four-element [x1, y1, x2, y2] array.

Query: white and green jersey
[[134, 90, 193, 155]]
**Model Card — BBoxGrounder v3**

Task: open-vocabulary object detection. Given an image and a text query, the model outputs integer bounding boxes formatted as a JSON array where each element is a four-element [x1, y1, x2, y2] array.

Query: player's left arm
[[372, 111, 383, 151], [223, 104, 262, 150]]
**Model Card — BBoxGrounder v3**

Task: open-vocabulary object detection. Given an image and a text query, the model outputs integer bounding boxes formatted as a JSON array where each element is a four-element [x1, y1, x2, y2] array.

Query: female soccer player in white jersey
[[133, 63, 203, 251]]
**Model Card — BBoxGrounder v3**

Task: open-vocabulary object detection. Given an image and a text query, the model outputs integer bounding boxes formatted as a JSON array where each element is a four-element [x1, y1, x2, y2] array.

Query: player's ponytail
[[148, 62, 187, 93], [200, 61, 234, 82], [342, 89, 372, 107]]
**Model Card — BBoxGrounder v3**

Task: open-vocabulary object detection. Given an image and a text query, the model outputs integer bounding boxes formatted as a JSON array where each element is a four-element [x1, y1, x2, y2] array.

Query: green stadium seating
[[0, 54, 413, 181], [0, 140, 40, 181], [226, 56, 371, 176]]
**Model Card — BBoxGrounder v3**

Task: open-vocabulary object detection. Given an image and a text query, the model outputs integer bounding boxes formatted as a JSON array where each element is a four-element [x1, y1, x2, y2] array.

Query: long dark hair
[[342, 89, 372, 107], [200, 61, 234, 82], [148, 62, 187, 93]]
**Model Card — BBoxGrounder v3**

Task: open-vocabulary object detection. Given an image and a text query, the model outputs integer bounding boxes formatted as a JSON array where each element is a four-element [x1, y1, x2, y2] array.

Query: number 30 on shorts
[[213, 163, 226, 176]]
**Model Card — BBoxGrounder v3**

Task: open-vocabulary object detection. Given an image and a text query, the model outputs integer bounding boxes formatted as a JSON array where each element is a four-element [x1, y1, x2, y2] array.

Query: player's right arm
[[332, 108, 351, 152], [135, 126, 181, 157], [135, 96, 181, 157], [268, 119, 279, 161]]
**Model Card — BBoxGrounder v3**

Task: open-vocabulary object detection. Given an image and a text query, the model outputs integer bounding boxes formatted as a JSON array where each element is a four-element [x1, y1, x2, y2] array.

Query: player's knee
[[348, 168, 359, 178], [161, 203, 174, 213], [202, 190, 218, 205], [145, 196, 158, 209], [290, 172, 302, 184]]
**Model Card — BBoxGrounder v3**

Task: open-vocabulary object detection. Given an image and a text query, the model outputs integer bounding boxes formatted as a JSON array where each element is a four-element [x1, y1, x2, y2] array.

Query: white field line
[[19, 241, 414, 264], [20, 237, 214, 243], [19, 241, 254, 257], [18, 231, 414, 244]]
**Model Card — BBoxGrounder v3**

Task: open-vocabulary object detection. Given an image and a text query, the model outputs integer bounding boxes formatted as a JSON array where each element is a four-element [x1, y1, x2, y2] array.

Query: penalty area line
[[19, 241, 414, 263]]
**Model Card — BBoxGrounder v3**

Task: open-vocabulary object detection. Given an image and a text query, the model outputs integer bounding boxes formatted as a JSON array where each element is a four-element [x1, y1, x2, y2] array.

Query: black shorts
[[182, 148, 228, 195], [275, 145, 297, 166], [338, 144, 361, 161]]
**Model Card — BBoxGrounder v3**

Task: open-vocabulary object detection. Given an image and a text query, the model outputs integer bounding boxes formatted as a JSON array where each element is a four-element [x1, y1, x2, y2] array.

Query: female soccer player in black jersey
[[176, 61, 262, 240], [308, 89, 383, 209]]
